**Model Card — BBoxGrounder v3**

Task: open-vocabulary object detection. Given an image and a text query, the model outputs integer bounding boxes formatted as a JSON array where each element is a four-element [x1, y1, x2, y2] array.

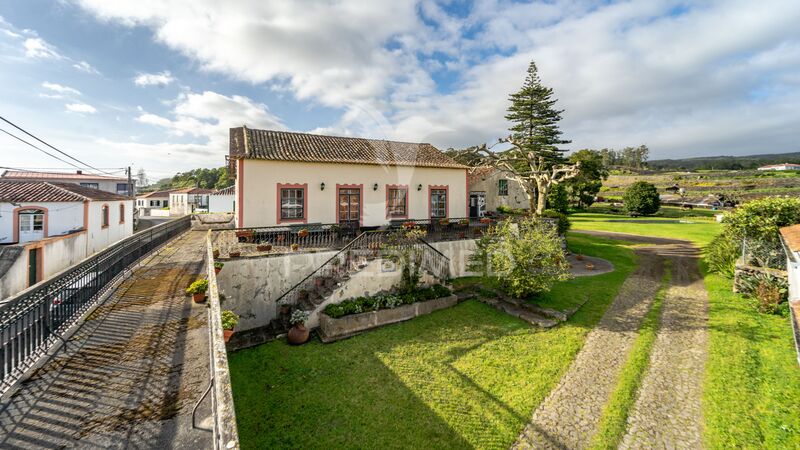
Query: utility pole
[[126, 166, 133, 197]]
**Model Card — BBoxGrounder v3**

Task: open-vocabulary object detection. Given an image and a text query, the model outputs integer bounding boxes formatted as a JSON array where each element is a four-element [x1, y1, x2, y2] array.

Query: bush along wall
[[324, 285, 452, 319]]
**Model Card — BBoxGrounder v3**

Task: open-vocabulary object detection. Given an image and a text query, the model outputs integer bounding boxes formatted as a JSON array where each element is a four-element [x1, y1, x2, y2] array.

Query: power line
[[0, 128, 86, 172], [0, 115, 116, 176]]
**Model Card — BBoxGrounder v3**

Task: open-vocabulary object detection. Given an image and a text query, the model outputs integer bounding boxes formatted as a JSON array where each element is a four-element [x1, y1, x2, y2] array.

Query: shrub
[[738, 271, 789, 315], [220, 310, 239, 330], [322, 286, 452, 319], [185, 279, 209, 294], [469, 217, 570, 298], [540, 209, 571, 234], [623, 181, 660, 215], [704, 234, 739, 278], [214, 261, 224, 269], [547, 183, 569, 213]]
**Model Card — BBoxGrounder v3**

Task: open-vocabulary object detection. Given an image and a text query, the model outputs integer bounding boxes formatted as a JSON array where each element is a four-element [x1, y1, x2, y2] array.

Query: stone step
[[481, 297, 558, 328]]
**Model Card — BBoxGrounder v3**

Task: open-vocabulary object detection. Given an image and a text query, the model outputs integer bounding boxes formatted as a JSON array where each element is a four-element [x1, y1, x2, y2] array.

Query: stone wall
[[733, 263, 788, 293]]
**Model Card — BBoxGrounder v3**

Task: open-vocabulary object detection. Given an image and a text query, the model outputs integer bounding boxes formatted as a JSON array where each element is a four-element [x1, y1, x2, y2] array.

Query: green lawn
[[570, 212, 721, 246], [228, 234, 637, 450]]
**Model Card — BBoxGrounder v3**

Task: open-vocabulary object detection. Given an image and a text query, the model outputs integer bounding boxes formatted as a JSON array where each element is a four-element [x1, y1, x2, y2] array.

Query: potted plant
[[212, 248, 220, 259], [576, 254, 585, 261], [585, 262, 595, 271], [257, 243, 272, 252], [291, 243, 300, 251], [235, 229, 254, 243], [439, 218, 450, 226], [480, 217, 492, 224], [287, 309, 310, 345], [229, 250, 241, 258], [298, 228, 309, 238], [221, 310, 239, 343], [458, 218, 470, 226], [214, 261, 224, 275], [402, 221, 416, 230], [186, 279, 209, 303]]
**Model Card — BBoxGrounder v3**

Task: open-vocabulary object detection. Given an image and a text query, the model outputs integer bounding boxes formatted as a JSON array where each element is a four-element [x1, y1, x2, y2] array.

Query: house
[[757, 163, 800, 171], [229, 127, 468, 227], [170, 188, 213, 215], [209, 185, 235, 213], [0, 181, 133, 297], [467, 167, 529, 216], [1, 169, 135, 196], [136, 190, 173, 209]]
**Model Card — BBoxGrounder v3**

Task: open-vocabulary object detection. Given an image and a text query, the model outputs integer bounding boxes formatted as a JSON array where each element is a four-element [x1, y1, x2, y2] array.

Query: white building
[[169, 188, 213, 215], [0, 181, 133, 297], [209, 185, 235, 213], [467, 167, 530, 216], [136, 190, 173, 209], [1, 169, 135, 196], [757, 163, 800, 171], [229, 127, 469, 228]]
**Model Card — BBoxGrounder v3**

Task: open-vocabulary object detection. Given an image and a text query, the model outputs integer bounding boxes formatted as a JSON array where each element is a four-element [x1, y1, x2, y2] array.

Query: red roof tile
[[0, 181, 129, 202], [1, 170, 127, 181]]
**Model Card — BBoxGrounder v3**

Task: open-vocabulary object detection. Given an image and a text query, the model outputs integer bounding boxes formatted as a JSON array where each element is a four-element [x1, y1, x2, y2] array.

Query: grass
[[589, 263, 671, 449], [570, 212, 721, 246], [228, 234, 637, 450], [702, 266, 800, 448], [587, 204, 718, 218]]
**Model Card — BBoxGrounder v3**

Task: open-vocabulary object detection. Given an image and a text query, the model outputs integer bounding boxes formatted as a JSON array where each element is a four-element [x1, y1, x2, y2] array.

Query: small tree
[[565, 149, 608, 208], [623, 181, 660, 215], [383, 225, 429, 293], [469, 217, 570, 298]]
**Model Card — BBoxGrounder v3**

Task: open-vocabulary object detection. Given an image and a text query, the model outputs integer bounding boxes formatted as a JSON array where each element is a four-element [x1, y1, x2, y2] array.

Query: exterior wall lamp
[[417, 184, 423, 191], [320, 182, 325, 191], [373, 183, 379, 191]]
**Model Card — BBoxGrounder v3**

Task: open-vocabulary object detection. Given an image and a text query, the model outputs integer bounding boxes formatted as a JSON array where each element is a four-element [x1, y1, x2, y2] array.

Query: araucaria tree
[[465, 61, 579, 214]]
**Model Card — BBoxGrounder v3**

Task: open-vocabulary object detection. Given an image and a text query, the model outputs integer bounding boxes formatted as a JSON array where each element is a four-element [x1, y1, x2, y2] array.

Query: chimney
[[76, 170, 82, 175]]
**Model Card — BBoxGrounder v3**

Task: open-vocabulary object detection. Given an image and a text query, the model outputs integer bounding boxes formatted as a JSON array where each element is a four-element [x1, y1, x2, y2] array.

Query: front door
[[28, 248, 38, 286], [469, 192, 486, 218], [338, 188, 361, 225], [18, 210, 45, 243]]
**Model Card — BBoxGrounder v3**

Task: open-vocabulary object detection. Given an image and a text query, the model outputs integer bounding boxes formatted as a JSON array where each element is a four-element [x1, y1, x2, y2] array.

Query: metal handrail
[[203, 232, 240, 449], [0, 215, 191, 396]]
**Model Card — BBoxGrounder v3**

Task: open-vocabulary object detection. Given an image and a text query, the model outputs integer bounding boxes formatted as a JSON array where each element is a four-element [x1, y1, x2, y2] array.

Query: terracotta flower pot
[[223, 329, 234, 343], [193, 292, 206, 303], [298, 229, 309, 238], [291, 243, 299, 251], [212, 250, 220, 259], [576, 254, 585, 261], [287, 324, 310, 345], [257, 244, 272, 252], [214, 267, 221, 275], [229, 251, 241, 258], [585, 263, 595, 271]]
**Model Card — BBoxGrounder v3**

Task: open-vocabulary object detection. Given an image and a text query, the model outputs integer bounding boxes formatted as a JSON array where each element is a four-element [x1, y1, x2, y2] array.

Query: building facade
[[1, 170, 135, 196], [467, 167, 530, 216], [229, 127, 468, 228], [209, 185, 235, 213], [169, 188, 213, 215]]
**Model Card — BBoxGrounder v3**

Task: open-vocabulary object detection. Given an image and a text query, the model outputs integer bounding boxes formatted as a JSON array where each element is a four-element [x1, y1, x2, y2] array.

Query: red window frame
[[336, 184, 364, 225], [385, 184, 409, 219], [428, 185, 449, 219], [276, 183, 308, 224]]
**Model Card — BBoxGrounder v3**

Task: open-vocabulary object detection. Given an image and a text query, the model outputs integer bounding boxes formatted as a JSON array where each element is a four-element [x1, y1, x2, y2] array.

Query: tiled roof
[[467, 166, 498, 184], [0, 181, 129, 202], [212, 185, 235, 196], [137, 190, 174, 198], [780, 224, 800, 253], [172, 187, 215, 194], [1, 170, 128, 181], [229, 127, 467, 169]]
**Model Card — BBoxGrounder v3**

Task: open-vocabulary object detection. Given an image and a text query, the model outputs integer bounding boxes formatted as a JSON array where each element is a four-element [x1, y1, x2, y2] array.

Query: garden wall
[[430, 239, 479, 278]]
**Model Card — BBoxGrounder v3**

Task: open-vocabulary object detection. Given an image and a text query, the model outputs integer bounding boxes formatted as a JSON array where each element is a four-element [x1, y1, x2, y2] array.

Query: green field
[[570, 212, 720, 246]]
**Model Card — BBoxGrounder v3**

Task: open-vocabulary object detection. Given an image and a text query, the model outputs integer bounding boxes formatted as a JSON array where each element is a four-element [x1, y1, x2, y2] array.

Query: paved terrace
[[0, 230, 213, 449]]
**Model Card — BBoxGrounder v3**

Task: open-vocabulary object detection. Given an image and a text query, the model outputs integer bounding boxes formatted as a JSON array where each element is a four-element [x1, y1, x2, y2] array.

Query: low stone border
[[318, 295, 458, 343]]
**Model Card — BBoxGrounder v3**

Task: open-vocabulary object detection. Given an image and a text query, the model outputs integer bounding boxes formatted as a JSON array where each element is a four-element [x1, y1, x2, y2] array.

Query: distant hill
[[649, 152, 800, 171]]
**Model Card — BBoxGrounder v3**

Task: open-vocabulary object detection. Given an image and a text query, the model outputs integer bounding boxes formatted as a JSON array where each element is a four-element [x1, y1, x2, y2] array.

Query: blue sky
[[1, 0, 799, 181]]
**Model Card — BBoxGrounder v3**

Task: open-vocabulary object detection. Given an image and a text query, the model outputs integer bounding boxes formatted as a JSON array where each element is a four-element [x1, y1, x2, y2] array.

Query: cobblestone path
[[0, 230, 212, 449], [513, 250, 665, 449], [514, 230, 709, 450], [620, 244, 708, 449]]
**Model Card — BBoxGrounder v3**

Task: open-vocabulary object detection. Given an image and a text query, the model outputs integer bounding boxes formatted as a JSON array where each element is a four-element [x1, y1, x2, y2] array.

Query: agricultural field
[[599, 170, 800, 202]]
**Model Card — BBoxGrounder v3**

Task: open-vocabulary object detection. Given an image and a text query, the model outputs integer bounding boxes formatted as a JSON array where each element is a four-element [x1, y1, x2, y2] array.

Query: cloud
[[23, 37, 61, 59], [134, 70, 175, 86], [65, 102, 97, 114], [42, 82, 81, 96], [73, 60, 100, 74]]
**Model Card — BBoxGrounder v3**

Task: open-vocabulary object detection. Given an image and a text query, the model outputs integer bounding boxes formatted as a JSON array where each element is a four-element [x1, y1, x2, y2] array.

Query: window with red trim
[[101, 205, 109, 228], [430, 189, 447, 218], [280, 188, 305, 220], [119, 204, 125, 223], [387, 187, 407, 217]]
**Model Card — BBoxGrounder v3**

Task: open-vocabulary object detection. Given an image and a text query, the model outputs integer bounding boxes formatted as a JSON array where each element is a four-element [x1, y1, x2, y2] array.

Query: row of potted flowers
[[185, 264, 240, 342]]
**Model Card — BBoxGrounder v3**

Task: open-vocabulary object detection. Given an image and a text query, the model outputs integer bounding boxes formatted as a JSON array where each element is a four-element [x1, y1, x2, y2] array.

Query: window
[[101, 205, 109, 228], [387, 187, 408, 218], [19, 210, 44, 232], [498, 179, 508, 196], [80, 182, 99, 189], [116, 183, 130, 196], [430, 188, 447, 218], [281, 188, 305, 220], [119, 204, 125, 223]]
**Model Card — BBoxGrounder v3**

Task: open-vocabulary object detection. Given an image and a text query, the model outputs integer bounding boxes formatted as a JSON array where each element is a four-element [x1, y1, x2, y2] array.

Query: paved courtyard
[[0, 230, 212, 449]]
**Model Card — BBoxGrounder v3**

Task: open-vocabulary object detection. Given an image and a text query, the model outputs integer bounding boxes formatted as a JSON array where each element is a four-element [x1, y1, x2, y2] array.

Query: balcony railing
[[0, 215, 191, 396]]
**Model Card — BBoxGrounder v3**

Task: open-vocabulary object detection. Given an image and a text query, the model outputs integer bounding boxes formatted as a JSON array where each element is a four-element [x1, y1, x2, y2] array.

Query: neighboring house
[[467, 167, 529, 216], [0, 181, 133, 297], [1, 169, 135, 196], [136, 190, 173, 208], [757, 163, 800, 171], [229, 127, 468, 227], [209, 185, 235, 213], [170, 188, 213, 215]]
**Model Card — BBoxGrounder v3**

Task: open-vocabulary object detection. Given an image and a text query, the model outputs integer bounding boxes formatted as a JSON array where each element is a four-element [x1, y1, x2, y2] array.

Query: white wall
[[209, 194, 235, 213], [0, 201, 84, 244], [0, 248, 28, 299], [239, 160, 468, 227], [469, 170, 530, 212], [86, 199, 134, 254]]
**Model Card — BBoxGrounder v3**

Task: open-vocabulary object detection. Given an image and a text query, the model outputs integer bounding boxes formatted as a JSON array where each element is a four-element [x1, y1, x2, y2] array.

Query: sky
[[0, 0, 799, 181]]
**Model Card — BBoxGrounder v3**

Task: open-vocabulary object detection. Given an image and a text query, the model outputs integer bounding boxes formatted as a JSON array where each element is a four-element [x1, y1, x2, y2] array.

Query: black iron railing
[[0, 215, 191, 395], [211, 222, 359, 258], [387, 217, 493, 242]]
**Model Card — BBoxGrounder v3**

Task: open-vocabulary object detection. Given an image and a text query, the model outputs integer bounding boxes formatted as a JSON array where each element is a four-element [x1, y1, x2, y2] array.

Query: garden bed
[[319, 294, 458, 342]]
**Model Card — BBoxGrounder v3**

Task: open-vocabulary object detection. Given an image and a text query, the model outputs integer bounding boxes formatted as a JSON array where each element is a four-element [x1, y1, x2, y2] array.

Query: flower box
[[318, 294, 458, 343]]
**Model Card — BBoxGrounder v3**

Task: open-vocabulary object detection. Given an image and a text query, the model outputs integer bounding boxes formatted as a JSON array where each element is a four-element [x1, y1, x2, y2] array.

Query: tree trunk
[[536, 180, 549, 215]]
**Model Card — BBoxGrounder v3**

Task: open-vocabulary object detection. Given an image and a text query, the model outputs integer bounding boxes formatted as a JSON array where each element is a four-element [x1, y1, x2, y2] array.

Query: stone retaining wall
[[733, 263, 787, 293], [318, 294, 459, 342]]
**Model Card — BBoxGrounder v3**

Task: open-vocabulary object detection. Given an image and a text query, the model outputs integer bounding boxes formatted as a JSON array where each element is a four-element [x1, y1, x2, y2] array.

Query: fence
[[194, 232, 240, 449], [741, 236, 787, 270], [0, 215, 191, 396]]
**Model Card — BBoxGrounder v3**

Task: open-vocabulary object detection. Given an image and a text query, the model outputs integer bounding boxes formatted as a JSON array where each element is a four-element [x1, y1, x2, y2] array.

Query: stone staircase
[[478, 294, 567, 328]]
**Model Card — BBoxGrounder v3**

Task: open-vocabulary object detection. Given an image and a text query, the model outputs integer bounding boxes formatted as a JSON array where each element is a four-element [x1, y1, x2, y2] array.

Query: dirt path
[[0, 230, 212, 449], [513, 230, 709, 449]]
